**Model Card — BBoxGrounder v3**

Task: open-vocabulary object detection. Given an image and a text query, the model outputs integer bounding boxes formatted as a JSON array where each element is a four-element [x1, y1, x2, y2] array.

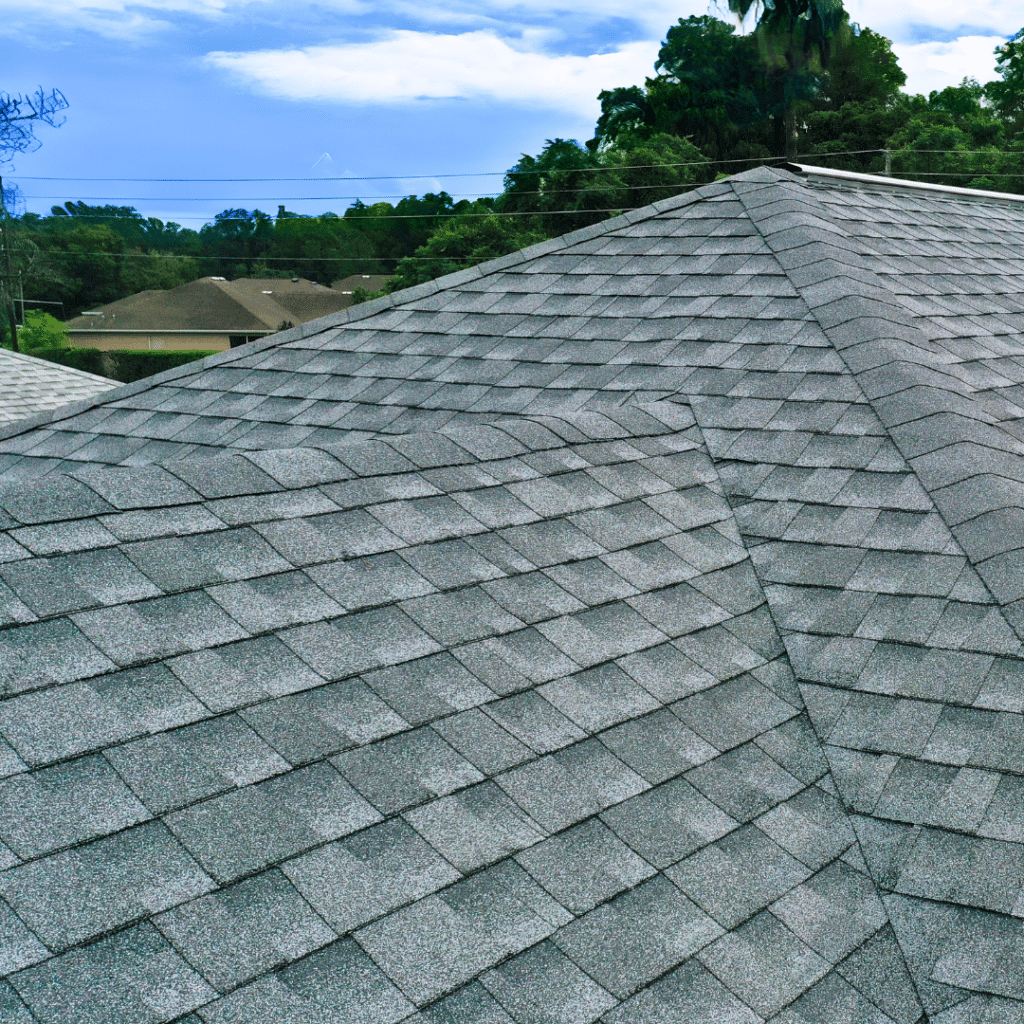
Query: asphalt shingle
[[0, 166, 1021, 1017]]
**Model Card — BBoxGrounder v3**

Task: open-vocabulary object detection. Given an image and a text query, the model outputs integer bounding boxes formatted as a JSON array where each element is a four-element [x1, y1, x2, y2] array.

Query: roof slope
[[0, 166, 1023, 1021], [0, 348, 118, 425]]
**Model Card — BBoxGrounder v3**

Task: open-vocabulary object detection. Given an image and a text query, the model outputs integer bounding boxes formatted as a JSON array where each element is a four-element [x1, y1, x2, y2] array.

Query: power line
[[8, 149, 1023, 184]]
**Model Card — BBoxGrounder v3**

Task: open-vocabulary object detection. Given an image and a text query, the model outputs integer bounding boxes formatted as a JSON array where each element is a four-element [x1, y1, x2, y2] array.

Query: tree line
[[3, 5, 1023, 328]]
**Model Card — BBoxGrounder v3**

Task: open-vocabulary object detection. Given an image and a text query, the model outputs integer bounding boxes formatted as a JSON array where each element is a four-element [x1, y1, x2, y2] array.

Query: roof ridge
[[793, 162, 1024, 208], [731, 177, 1024, 639], [0, 177, 744, 447]]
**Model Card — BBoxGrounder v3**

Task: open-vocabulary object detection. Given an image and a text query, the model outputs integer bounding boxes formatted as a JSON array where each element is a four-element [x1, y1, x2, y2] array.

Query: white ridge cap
[[791, 162, 1024, 207]]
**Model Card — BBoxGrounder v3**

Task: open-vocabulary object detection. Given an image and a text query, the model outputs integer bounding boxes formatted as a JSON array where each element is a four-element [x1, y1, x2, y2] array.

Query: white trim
[[791, 163, 1024, 207]]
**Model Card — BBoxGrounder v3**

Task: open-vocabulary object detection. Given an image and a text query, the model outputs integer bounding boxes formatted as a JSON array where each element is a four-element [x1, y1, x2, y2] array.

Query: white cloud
[[893, 34, 1004, 95], [1, 0, 236, 40], [205, 30, 660, 116], [847, 0, 1020, 40]]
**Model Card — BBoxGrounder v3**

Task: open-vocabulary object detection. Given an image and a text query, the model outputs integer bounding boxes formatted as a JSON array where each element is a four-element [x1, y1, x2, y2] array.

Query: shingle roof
[[1, 164, 1023, 1022], [66, 277, 355, 335], [0, 348, 118, 425]]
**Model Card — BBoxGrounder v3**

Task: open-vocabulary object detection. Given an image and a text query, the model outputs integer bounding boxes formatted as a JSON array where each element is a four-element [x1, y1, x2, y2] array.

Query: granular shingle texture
[[0, 348, 117, 425], [1, 164, 1024, 1020]]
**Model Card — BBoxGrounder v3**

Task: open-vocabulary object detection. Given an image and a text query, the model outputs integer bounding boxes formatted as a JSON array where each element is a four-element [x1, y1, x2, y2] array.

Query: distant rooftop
[[66, 276, 357, 334]]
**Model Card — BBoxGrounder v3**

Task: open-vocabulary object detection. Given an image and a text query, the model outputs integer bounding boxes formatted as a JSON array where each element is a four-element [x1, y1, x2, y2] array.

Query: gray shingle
[[697, 911, 830, 1018], [10, 923, 215, 1024], [0, 547, 161, 616], [0, 664, 206, 765], [498, 739, 647, 832], [240, 681, 407, 764], [0, 822, 215, 949], [553, 875, 723, 998], [205, 570, 343, 632], [515, 817, 655, 913], [405, 781, 547, 871], [540, 663, 660, 733], [0, 618, 115, 694], [0, 754, 149, 858], [431, 709, 532, 775], [168, 636, 326, 712], [600, 708, 717, 783], [282, 818, 459, 933], [281, 607, 441, 679], [601, 959, 760, 1024], [195, 938, 413, 1024], [354, 863, 558, 1004], [104, 715, 290, 814], [667, 823, 811, 930], [164, 762, 381, 882], [73, 591, 248, 666], [481, 941, 616, 1024], [333, 727, 483, 814], [154, 869, 336, 991]]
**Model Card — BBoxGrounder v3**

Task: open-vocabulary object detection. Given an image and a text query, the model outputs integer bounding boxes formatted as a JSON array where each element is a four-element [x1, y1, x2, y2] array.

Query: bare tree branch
[[0, 88, 69, 162]]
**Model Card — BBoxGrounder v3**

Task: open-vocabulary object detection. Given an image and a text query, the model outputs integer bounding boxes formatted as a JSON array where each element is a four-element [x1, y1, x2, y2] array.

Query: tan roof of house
[[332, 274, 391, 294], [67, 277, 354, 333]]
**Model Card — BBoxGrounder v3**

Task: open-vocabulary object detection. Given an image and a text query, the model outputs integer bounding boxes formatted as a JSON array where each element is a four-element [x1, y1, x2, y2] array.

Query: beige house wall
[[68, 332, 269, 352]]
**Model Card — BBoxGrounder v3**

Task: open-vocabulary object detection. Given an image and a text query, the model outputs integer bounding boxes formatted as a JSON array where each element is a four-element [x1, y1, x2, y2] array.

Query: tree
[[727, 0, 847, 157], [593, 16, 771, 162], [986, 29, 1024, 140], [2, 88, 69, 351], [1, 88, 68, 163], [822, 24, 905, 107], [16, 309, 68, 354], [384, 204, 545, 291]]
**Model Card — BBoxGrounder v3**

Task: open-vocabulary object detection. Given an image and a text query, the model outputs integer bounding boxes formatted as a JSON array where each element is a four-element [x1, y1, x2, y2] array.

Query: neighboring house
[[333, 273, 392, 296], [2, 165, 1024, 1021], [65, 276, 358, 352], [0, 346, 118, 425]]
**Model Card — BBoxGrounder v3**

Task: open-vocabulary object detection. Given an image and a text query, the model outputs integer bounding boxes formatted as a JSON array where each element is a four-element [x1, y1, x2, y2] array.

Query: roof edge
[[791, 163, 1024, 207]]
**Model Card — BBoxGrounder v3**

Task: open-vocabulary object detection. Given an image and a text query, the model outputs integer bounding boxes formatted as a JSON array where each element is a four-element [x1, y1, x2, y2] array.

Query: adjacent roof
[[0, 347, 118, 425], [1, 164, 1023, 1023], [66, 276, 355, 335], [333, 274, 393, 296]]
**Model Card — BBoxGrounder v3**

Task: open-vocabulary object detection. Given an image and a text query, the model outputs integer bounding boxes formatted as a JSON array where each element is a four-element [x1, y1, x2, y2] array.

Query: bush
[[13, 310, 70, 354], [32, 346, 107, 376], [30, 346, 217, 383], [103, 350, 218, 383]]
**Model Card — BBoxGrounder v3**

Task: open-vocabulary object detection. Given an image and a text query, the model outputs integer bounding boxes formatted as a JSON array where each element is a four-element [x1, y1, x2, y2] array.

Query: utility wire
[[8, 149, 1023, 184]]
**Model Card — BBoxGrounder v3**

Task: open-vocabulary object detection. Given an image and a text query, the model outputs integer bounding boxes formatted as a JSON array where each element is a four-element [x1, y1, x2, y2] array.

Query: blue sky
[[2, 0, 1019, 226]]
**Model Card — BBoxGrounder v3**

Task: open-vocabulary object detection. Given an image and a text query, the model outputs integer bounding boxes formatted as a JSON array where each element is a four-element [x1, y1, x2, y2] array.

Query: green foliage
[[18, 309, 68, 352], [595, 17, 771, 160], [887, 79, 1022, 191], [29, 346, 106, 376], [499, 133, 709, 237], [103, 349, 216, 383], [350, 285, 386, 305], [11, 13, 1024, 322], [385, 204, 546, 291], [23, 345, 215, 381], [823, 25, 905, 107], [986, 29, 1024, 140]]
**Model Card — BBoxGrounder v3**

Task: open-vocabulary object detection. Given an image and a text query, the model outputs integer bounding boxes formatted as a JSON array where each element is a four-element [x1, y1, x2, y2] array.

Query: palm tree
[[727, 0, 846, 158]]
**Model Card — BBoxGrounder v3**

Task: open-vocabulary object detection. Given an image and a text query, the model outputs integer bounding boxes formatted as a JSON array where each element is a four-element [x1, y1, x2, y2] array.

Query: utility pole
[[0, 175, 18, 353]]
